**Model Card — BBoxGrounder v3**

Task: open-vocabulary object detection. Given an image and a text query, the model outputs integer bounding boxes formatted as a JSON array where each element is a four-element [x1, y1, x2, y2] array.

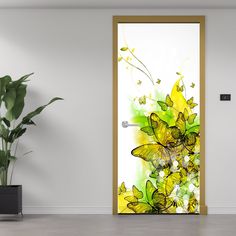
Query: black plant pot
[[0, 185, 22, 215]]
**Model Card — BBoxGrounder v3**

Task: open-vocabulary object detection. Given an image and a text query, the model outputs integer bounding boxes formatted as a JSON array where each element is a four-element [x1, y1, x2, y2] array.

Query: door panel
[[113, 16, 205, 215]]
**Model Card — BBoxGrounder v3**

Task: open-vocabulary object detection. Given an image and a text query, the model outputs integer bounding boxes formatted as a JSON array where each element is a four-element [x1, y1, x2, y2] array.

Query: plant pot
[[0, 185, 22, 215]]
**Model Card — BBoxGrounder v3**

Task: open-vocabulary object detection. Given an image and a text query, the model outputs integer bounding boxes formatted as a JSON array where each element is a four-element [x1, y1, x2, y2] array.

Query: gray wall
[[0, 9, 234, 214]]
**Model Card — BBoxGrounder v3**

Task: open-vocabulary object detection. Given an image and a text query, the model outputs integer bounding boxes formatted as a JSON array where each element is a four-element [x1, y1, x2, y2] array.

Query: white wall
[[0, 9, 235, 214]]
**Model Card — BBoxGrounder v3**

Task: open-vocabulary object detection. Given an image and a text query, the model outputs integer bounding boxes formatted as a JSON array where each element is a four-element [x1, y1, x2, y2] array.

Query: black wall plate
[[220, 94, 231, 101]]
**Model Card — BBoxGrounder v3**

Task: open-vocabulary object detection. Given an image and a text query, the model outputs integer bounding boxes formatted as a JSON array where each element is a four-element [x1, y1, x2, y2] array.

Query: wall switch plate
[[220, 94, 231, 101]]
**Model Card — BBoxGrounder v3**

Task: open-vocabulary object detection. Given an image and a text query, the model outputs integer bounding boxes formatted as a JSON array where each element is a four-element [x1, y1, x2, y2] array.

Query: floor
[[0, 215, 236, 236]]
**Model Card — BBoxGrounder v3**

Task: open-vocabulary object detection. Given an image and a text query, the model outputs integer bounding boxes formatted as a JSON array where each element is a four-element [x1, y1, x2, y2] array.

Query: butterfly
[[177, 85, 184, 92], [138, 95, 146, 105], [137, 80, 142, 85], [131, 113, 199, 163], [187, 97, 198, 109], [183, 108, 197, 125], [157, 95, 173, 111]]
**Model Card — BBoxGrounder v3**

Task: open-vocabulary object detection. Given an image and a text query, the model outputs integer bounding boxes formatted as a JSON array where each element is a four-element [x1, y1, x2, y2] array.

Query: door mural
[[113, 16, 205, 214]]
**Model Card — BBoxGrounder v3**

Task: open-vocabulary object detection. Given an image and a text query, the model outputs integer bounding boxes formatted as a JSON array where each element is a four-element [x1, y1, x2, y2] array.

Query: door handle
[[122, 121, 139, 128]]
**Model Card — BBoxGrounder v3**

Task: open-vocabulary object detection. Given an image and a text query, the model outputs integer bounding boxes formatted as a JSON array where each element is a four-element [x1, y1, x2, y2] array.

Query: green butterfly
[[157, 95, 174, 111]]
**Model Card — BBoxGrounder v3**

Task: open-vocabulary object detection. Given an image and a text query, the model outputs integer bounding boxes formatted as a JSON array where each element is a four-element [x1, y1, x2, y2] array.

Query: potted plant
[[0, 73, 62, 215]]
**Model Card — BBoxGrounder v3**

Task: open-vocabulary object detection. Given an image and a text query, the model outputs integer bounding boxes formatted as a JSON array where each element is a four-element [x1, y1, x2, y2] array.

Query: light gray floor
[[0, 215, 236, 236]]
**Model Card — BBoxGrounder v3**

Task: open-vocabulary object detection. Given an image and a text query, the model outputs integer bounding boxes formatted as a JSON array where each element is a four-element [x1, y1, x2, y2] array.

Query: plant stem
[[9, 138, 19, 185], [122, 58, 154, 85], [128, 48, 154, 84]]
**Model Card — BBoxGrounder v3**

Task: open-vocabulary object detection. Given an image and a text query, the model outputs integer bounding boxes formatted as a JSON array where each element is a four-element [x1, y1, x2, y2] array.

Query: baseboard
[[23, 206, 112, 214], [23, 206, 236, 214], [208, 206, 236, 214]]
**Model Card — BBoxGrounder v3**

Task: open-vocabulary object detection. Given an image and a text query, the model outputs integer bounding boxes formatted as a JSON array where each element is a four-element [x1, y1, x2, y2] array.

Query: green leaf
[[10, 84, 27, 120], [157, 101, 167, 111], [8, 73, 33, 89], [2, 118, 10, 127], [8, 155, 16, 161], [120, 47, 128, 51], [146, 180, 156, 204], [127, 202, 153, 213], [25, 120, 36, 126], [165, 94, 173, 107], [0, 124, 9, 140], [21, 97, 63, 125], [3, 88, 16, 111], [132, 185, 143, 199], [0, 75, 11, 105], [15, 128, 26, 139], [188, 113, 197, 125], [190, 82, 195, 88], [3, 79, 28, 121], [140, 126, 154, 136], [124, 196, 138, 203], [156, 79, 161, 84], [186, 125, 200, 134]]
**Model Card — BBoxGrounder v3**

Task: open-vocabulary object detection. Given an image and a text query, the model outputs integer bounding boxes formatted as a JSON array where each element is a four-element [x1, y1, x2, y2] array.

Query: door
[[113, 16, 206, 214]]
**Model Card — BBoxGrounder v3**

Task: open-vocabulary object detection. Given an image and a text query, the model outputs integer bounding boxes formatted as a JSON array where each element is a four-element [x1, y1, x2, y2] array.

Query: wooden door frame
[[113, 16, 207, 215]]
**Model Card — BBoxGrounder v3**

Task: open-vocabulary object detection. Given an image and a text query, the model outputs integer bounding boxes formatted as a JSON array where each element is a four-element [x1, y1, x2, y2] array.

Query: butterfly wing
[[131, 143, 170, 162], [150, 113, 178, 146], [176, 112, 186, 135]]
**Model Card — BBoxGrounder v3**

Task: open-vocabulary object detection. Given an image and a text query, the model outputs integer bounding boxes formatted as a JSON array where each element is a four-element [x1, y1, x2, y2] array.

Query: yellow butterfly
[[132, 113, 199, 163], [187, 97, 198, 109], [137, 80, 142, 85], [177, 85, 184, 92]]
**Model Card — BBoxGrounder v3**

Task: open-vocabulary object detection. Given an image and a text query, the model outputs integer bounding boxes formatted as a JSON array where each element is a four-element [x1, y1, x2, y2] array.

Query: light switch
[[220, 94, 231, 101]]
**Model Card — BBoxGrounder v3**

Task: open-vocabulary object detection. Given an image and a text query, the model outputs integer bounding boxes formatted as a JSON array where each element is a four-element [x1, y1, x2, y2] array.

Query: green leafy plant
[[0, 73, 62, 186]]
